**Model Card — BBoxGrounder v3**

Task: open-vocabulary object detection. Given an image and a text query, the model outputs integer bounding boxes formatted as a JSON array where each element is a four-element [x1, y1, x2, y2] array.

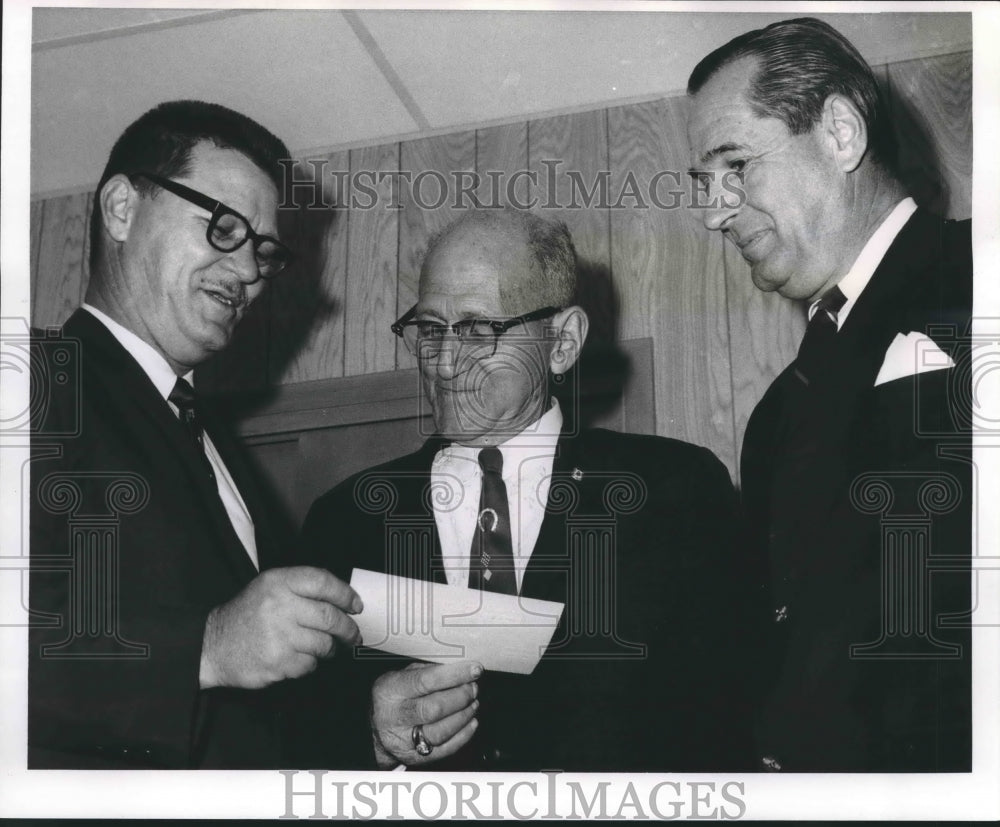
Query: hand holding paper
[[349, 568, 564, 675], [371, 661, 481, 768]]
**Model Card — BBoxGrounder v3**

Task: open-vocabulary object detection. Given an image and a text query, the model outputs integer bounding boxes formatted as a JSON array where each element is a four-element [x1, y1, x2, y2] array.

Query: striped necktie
[[794, 286, 847, 386], [169, 377, 216, 482]]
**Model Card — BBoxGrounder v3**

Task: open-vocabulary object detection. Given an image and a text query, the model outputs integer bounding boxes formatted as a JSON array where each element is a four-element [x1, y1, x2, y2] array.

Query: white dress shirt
[[806, 197, 952, 386], [82, 304, 259, 569], [430, 399, 563, 591], [812, 197, 918, 329]]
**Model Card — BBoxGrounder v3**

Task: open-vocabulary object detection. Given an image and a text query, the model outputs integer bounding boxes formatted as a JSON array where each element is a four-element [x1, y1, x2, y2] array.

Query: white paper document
[[349, 568, 565, 674]]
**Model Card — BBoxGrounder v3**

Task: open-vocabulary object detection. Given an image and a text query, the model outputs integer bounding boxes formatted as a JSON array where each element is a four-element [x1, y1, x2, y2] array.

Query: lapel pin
[[571, 467, 583, 481]]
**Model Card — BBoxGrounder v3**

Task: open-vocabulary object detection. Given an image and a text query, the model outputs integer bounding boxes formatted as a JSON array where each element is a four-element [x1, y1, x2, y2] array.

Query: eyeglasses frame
[[131, 171, 294, 279], [391, 304, 562, 360]]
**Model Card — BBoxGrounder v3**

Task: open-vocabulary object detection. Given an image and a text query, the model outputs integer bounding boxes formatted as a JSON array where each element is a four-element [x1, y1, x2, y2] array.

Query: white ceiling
[[29, 7, 973, 198]]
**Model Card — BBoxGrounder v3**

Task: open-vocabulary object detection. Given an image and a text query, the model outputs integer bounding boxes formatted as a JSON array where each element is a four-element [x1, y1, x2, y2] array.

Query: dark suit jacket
[[740, 209, 973, 771], [291, 427, 753, 771], [29, 309, 288, 768]]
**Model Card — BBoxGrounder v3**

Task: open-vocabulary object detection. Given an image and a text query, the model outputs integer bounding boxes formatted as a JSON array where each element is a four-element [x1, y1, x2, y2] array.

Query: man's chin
[[188, 325, 234, 364], [749, 265, 783, 294], [436, 421, 487, 446]]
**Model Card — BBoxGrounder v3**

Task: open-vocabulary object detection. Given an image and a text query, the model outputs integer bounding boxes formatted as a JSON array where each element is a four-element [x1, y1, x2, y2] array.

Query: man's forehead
[[180, 142, 278, 211], [418, 265, 504, 316], [420, 222, 528, 302], [688, 59, 760, 156]]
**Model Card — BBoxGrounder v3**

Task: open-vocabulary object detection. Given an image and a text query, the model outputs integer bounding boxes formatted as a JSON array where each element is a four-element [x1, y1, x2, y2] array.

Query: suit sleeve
[[28, 443, 212, 768], [635, 445, 755, 770], [283, 485, 382, 769], [28, 376, 289, 768]]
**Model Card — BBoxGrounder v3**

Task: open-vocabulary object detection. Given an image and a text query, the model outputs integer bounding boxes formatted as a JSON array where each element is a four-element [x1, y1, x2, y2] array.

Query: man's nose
[[432, 338, 462, 379], [698, 173, 741, 232], [702, 201, 739, 232], [227, 241, 261, 284], [702, 179, 744, 231], [432, 337, 478, 381]]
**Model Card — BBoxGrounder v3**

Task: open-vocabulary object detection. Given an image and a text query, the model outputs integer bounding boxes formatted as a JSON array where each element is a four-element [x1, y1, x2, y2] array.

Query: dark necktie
[[794, 285, 847, 386], [468, 447, 517, 595], [169, 377, 215, 482]]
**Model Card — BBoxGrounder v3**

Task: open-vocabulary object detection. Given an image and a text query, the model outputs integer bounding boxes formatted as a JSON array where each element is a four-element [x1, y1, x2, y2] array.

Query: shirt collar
[[434, 398, 563, 477], [809, 197, 917, 328], [82, 303, 193, 399]]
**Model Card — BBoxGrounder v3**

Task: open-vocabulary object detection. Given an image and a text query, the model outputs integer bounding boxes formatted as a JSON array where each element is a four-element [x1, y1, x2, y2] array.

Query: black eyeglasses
[[391, 305, 561, 360], [132, 172, 294, 279]]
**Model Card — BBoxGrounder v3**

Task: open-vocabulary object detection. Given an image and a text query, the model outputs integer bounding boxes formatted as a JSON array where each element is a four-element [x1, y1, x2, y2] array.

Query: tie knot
[[814, 285, 847, 320], [169, 377, 196, 411], [478, 446, 503, 475]]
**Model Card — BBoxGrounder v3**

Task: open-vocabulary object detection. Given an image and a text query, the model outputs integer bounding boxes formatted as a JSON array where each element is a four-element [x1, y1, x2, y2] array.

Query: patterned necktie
[[794, 285, 847, 386], [468, 446, 517, 595], [169, 377, 215, 482]]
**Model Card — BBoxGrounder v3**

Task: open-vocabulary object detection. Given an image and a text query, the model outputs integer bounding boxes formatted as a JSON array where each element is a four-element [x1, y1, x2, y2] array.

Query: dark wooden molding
[[211, 336, 656, 442]]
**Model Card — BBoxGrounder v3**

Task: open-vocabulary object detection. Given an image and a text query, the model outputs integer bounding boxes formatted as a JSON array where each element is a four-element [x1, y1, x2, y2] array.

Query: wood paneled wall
[[28, 51, 973, 484]]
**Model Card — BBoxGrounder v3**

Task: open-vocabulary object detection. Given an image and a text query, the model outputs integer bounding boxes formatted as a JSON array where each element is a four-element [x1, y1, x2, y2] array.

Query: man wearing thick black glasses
[[29, 100, 362, 768], [292, 208, 752, 771]]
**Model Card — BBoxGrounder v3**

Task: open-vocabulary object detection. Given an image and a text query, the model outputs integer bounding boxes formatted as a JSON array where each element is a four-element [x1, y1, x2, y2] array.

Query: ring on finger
[[411, 724, 433, 757]]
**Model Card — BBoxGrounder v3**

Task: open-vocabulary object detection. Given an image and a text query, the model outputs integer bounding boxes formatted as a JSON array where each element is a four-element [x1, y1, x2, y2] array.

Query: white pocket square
[[875, 331, 955, 387]]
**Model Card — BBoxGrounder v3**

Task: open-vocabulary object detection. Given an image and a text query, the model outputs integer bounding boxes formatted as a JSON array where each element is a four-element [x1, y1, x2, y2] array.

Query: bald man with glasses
[[291, 208, 753, 772], [29, 101, 362, 769]]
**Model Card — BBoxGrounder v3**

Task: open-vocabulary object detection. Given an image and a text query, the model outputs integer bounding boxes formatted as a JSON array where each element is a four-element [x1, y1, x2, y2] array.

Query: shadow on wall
[[880, 68, 968, 221], [196, 162, 344, 396], [557, 254, 633, 433], [267, 176, 345, 382]]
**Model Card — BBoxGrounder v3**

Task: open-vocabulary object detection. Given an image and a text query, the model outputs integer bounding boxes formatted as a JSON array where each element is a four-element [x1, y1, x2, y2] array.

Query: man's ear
[[548, 306, 589, 375], [822, 94, 868, 173], [99, 174, 139, 243]]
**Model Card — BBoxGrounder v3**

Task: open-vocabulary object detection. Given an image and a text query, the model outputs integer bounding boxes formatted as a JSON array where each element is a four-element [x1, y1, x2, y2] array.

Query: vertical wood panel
[[344, 143, 400, 377], [29, 49, 970, 448], [724, 242, 807, 483], [29, 200, 46, 319], [398, 132, 476, 368], [528, 111, 614, 341], [269, 151, 350, 384], [475, 122, 528, 208], [886, 51, 972, 220], [32, 191, 91, 329], [608, 97, 736, 476]]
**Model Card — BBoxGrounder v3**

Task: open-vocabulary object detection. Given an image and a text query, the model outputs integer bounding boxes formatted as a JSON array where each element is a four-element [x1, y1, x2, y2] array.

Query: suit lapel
[[67, 310, 259, 583], [776, 211, 939, 458], [201, 407, 281, 572], [388, 439, 448, 586], [834, 209, 942, 389], [519, 435, 578, 604], [756, 211, 954, 590]]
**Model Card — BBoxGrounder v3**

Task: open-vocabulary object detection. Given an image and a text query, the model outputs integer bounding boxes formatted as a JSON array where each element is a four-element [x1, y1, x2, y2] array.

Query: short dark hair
[[687, 17, 897, 172], [88, 100, 290, 272], [422, 208, 578, 314]]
